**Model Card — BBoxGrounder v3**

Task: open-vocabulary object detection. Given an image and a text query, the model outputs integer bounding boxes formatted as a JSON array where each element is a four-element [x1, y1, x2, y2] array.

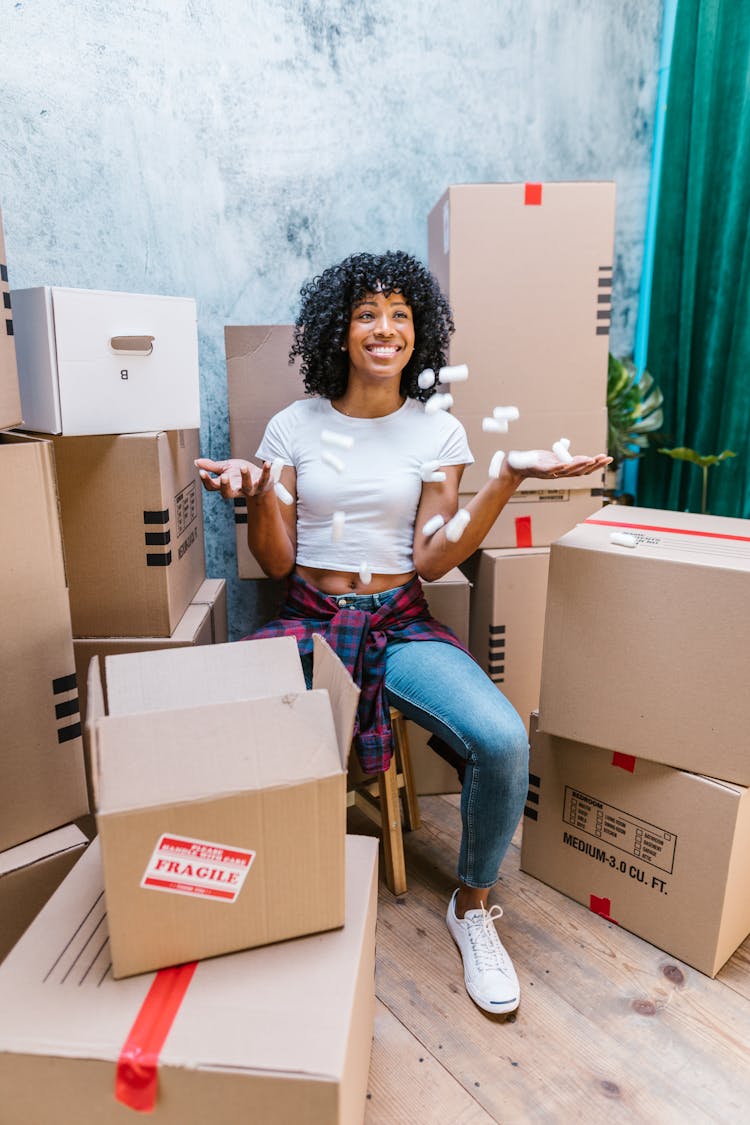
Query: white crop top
[[256, 397, 473, 573]]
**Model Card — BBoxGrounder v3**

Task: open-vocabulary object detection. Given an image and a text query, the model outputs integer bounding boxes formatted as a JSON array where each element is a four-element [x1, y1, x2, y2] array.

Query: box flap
[[0, 825, 87, 878], [104, 636, 305, 716], [95, 691, 342, 812], [312, 634, 360, 769]]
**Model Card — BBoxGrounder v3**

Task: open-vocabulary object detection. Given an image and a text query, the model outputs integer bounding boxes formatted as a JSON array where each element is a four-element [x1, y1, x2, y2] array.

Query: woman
[[197, 250, 610, 1016]]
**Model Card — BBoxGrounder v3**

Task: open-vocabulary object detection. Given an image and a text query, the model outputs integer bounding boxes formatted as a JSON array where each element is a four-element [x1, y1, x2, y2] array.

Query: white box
[[12, 286, 200, 435]]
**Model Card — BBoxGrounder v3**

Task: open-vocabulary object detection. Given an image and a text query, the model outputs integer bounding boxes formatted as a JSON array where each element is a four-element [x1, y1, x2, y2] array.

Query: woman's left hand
[[504, 450, 612, 484]]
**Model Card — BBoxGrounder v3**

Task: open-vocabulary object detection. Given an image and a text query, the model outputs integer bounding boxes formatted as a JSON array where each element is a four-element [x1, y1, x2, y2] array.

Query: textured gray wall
[[1, 0, 663, 638]]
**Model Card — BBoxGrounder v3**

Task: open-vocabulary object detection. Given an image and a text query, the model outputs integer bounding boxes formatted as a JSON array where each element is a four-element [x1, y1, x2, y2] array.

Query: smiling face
[[345, 289, 415, 386]]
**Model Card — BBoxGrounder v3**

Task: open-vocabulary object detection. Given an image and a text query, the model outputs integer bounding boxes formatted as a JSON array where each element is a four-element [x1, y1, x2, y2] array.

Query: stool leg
[[378, 755, 407, 896], [392, 710, 421, 832]]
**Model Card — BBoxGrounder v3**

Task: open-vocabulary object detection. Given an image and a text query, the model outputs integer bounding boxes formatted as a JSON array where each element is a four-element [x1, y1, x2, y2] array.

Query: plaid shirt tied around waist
[[247, 573, 469, 773]]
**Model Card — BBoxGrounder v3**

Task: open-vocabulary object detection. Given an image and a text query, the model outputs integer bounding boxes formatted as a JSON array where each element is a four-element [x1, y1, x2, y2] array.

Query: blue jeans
[[301, 585, 530, 889]]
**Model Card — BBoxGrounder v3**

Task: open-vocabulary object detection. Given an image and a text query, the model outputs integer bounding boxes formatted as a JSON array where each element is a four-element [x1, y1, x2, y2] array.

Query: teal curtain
[[639, 0, 750, 517]]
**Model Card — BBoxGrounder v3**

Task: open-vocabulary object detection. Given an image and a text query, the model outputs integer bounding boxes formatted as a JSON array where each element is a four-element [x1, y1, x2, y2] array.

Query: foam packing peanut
[[482, 417, 508, 434], [488, 450, 505, 479], [420, 459, 447, 483], [321, 429, 354, 450], [274, 481, 294, 506], [331, 510, 345, 542], [507, 450, 542, 471], [438, 363, 469, 383], [493, 405, 520, 422], [552, 438, 574, 463], [270, 457, 284, 483], [445, 508, 471, 543], [610, 531, 638, 548], [358, 560, 372, 585], [422, 513, 445, 537], [418, 368, 436, 389], [424, 393, 454, 415], [321, 450, 346, 473]]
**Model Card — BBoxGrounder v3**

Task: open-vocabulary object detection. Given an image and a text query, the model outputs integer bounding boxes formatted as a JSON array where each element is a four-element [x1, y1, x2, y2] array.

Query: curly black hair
[[289, 250, 454, 401]]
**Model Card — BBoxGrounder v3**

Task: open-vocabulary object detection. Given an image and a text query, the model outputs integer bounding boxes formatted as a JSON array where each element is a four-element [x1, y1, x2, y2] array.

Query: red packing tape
[[524, 183, 542, 205], [116, 961, 198, 1112], [590, 895, 617, 923], [612, 752, 636, 773], [515, 515, 533, 548], [584, 518, 750, 544]]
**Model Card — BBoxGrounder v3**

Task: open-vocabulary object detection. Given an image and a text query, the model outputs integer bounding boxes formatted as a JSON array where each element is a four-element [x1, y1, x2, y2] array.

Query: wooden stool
[[347, 707, 421, 896]]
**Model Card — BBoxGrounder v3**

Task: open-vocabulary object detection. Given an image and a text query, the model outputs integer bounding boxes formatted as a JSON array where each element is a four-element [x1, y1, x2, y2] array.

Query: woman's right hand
[[195, 457, 271, 500]]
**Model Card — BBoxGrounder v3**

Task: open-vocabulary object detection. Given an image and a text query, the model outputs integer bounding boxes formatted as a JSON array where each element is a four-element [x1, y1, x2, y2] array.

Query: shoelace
[[465, 904, 514, 975]]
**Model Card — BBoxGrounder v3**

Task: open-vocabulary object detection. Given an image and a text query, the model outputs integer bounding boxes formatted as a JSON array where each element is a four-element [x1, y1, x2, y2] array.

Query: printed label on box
[[175, 481, 198, 537], [563, 787, 677, 874], [141, 833, 255, 902]]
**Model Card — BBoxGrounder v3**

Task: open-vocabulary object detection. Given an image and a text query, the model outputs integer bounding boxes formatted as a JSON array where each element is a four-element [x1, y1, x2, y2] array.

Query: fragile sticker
[[141, 833, 255, 903]]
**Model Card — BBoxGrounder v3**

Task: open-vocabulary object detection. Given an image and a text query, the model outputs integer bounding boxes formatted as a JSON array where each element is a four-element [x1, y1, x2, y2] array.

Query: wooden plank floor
[[352, 794, 750, 1125]]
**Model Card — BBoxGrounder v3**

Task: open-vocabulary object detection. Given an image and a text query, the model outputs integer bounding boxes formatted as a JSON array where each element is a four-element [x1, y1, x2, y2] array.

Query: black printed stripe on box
[[143, 509, 172, 567], [52, 672, 82, 745]]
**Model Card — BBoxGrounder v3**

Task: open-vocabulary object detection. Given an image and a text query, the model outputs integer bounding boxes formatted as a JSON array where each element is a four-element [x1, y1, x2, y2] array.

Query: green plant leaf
[[607, 354, 665, 461], [658, 446, 737, 467]]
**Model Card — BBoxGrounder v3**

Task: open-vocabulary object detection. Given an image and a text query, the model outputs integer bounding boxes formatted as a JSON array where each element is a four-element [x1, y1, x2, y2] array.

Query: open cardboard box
[[87, 635, 359, 978], [0, 834, 378, 1123]]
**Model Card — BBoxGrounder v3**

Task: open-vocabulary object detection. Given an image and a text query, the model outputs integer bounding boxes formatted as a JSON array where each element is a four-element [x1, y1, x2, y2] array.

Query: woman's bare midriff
[[295, 564, 416, 596]]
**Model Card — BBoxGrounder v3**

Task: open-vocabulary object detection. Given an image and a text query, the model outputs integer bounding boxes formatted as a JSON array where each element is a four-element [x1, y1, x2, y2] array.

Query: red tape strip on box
[[524, 183, 542, 205], [515, 515, 533, 547], [585, 518, 750, 544], [590, 895, 617, 924], [116, 961, 198, 1112], [612, 752, 636, 772]]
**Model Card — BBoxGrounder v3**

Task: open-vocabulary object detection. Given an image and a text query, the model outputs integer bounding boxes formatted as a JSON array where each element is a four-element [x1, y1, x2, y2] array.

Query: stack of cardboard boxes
[[0, 209, 89, 961], [0, 210, 378, 1120], [428, 182, 616, 736], [223, 182, 616, 793], [9, 277, 227, 798], [521, 504, 750, 976]]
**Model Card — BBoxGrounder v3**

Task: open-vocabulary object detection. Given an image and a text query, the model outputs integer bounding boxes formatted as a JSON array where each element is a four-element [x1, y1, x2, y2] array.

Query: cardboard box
[[0, 433, 89, 851], [0, 833, 377, 1123], [75, 578, 227, 806], [520, 716, 750, 977], [0, 208, 22, 430], [87, 634, 360, 977], [225, 325, 302, 578], [428, 182, 615, 412], [459, 486, 605, 549], [44, 428, 206, 637], [74, 577, 227, 721], [405, 569, 471, 795], [538, 504, 750, 784], [464, 548, 550, 734], [460, 408, 608, 494], [0, 825, 87, 962], [12, 286, 200, 435]]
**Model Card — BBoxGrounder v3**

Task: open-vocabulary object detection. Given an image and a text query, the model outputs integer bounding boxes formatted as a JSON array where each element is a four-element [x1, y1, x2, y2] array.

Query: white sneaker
[[446, 889, 520, 1014]]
